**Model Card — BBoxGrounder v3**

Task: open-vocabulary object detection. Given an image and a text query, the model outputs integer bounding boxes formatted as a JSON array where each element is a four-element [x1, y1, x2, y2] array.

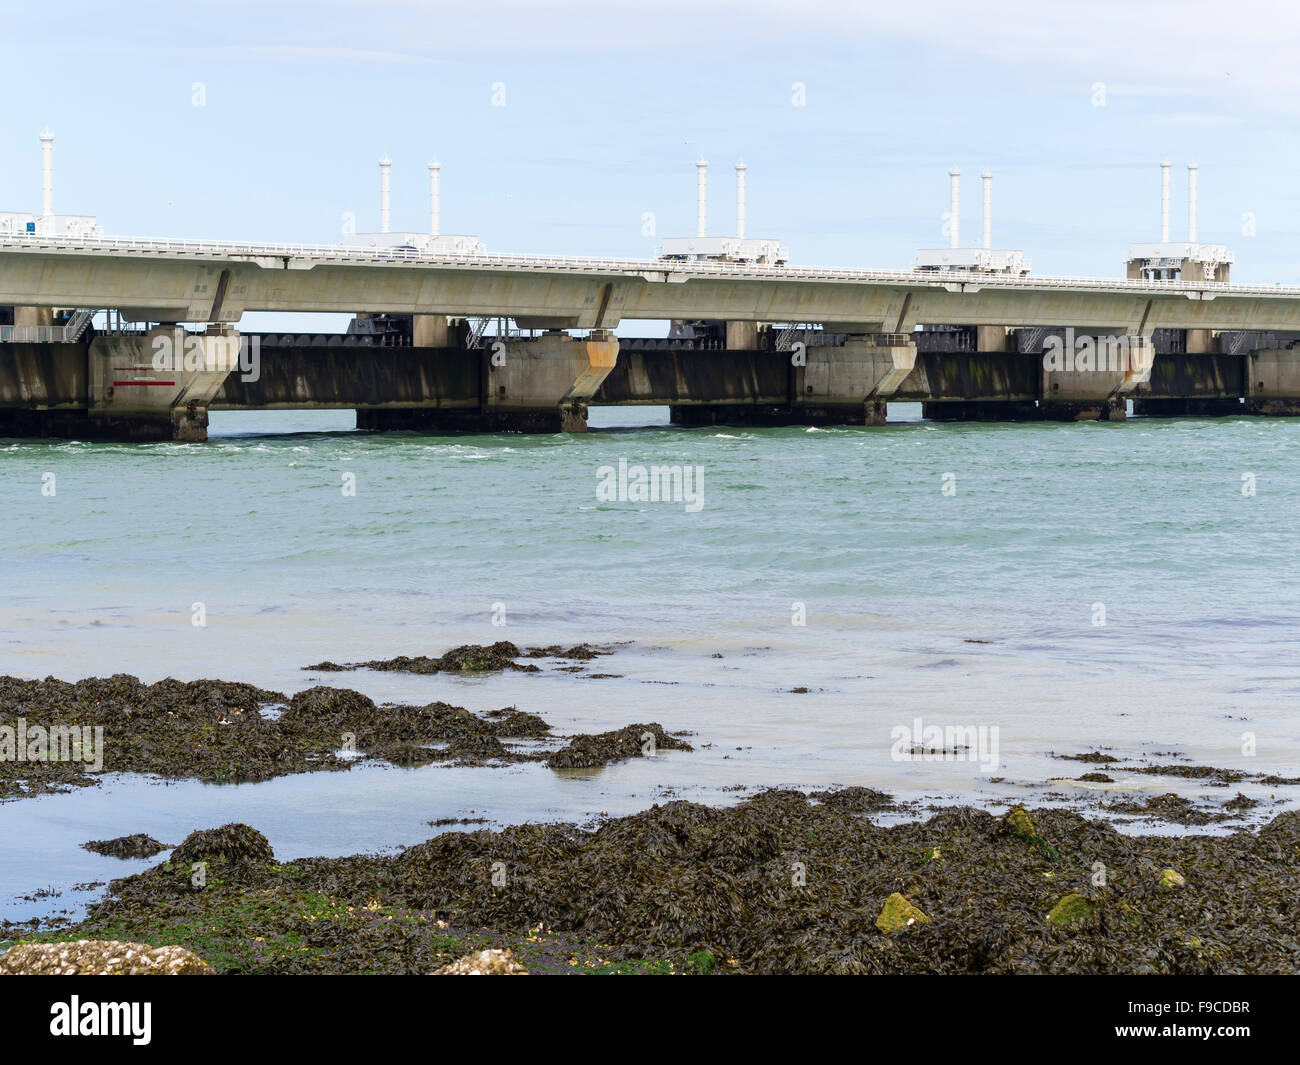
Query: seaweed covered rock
[[812, 786, 896, 813], [0, 940, 211, 975], [311, 642, 542, 676], [1111, 792, 1228, 826], [0, 673, 288, 797], [875, 893, 930, 933], [171, 824, 273, 866], [1256, 809, 1300, 853], [82, 834, 169, 860], [1158, 868, 1186, 891], [437, 643, 530, 673], [546, 723, 691, 769], [483, 707, 552, 738], [525, 644, 605, 661], [305, 641, 613, 676], [0, 672, 687, 798], [1004, 806, 1038, 841], [1046, 892, 1097, 929], [281, 686, 378, 732]]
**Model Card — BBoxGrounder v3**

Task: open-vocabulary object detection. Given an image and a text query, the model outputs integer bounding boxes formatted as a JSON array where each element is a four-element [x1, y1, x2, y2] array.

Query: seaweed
[[0, 674, 689, 797], [19, 794, 1300, 974], [302, 642, 614, 677], [82, 834, 169, 860]]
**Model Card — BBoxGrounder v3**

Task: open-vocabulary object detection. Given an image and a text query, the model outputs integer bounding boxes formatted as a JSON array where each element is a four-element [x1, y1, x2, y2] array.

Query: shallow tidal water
[[2, 402, 1299, 923]]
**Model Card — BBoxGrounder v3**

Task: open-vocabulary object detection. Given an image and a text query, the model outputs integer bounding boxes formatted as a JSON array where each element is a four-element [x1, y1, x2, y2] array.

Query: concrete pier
[[307, 329, 620, 434], [485, 329, 619, 433], [1037, 334, 1151, 422], [7, 323, 1300, 439], [87, 326, 242, 441], [665, 334, 915, 427], [7, 229, 1300, 437], [1244, 349, 1300, 414], [0, 328, 241, 440]]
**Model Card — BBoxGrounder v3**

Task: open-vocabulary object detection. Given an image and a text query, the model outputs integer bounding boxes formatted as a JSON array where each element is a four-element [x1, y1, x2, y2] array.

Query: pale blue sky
[[3, 0, 1299, 286]]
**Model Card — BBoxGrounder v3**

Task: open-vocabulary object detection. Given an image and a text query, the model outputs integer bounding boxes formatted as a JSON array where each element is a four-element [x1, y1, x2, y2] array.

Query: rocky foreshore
[[5, 790, 1298, 974], [302, 640, 613, 676], [0, 645, 689, 799]]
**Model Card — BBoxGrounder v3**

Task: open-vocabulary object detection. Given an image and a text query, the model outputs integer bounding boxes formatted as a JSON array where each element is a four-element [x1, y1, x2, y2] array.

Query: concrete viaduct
[[3, 235, 1300, 440]]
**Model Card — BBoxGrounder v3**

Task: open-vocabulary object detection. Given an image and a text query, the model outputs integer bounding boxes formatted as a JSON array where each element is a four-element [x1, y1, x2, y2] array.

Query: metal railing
[[0, 325, 64, 342], [63, 308, 96, 341], [3, 233, 1300, 299], [0, 309, 98, 343], [468, 317, 492, 347]]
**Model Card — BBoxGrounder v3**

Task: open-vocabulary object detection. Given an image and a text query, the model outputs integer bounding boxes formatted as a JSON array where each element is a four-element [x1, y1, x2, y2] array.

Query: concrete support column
[[1040, 334, 1152, 421], [1040, 396, 1128, 422], [795, 334, 916, 425], [725, 321, 759, 350], [484, 329, 619, 433], [564, 328, 620, 432], [88, 325, 241, 441], [670, 334, 915, 427], [359, 330, 619, 434], [0, 335, 89, 437], [1245, 349, 1300, 415], [411, 314, 452, 348], [976, 325, 1012, 352], [12, 306, 54, 329]]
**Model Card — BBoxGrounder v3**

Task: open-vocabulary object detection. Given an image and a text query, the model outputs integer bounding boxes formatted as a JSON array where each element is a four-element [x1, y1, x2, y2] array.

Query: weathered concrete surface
[[268, 332, 622, 433], [1040, 335, 1152, 402], [1246, 349, 1300, 399], [2, 328, 247, 441], [1243, 349, 1300, 414], [0, 342, 86, 408], [1132, 352, 1245, 400], [89, 327, 241, 441], [487, 331, 619, 433], [725, 320, 760, 349], [659, 337, 914, 426], [11, 305, 53, 328], [1036, 335, 1151, 421], [411, 314, 452, 348], [976, 325, 1012, 352], [216, 345, 479, 410], [799, 339, 915, 405], [895, 352, 1039, 403], [1040, 397, 1128, 422], [13, 331, 1300, 436], [596, 348, 789, 406]]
